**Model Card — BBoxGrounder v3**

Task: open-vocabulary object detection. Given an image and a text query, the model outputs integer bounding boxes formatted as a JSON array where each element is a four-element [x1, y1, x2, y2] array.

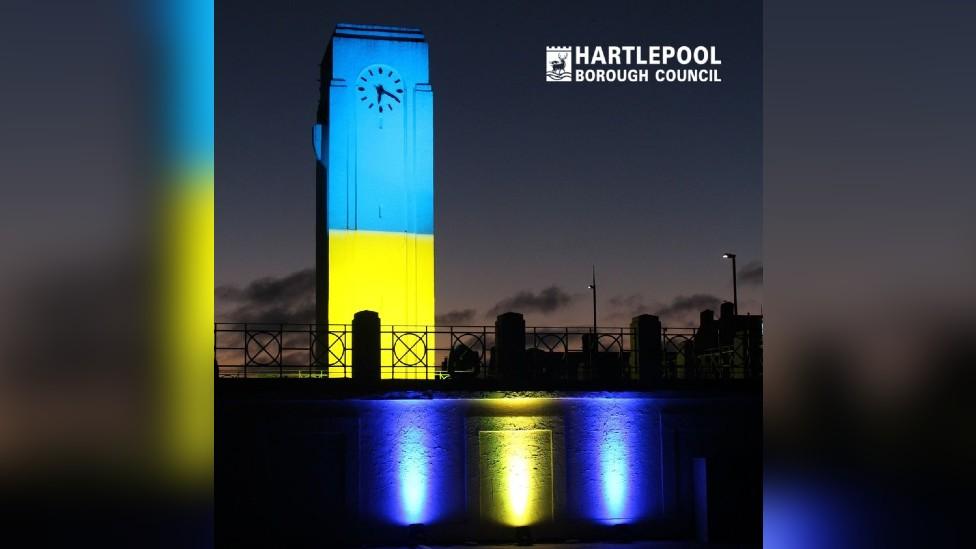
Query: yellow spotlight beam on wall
[[479, 429, 554, 526]]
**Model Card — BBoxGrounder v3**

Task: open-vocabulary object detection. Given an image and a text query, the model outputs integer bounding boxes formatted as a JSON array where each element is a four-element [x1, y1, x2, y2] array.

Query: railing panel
[[215, 323, 351, 378], [379, 325, 494, 380]]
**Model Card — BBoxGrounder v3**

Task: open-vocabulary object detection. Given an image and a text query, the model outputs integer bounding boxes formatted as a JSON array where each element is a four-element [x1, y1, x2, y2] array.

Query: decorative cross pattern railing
[[215, 322, 761, 381], [215, 323, 351, 378], [380, 325, 493, 380]]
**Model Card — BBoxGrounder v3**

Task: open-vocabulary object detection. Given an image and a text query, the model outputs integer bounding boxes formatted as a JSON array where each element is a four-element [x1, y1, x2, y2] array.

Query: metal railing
[[215, 322, 762, 381], [380, 325, 493, 380], [215, 323, 350, 378], [662, 325, 762, 380], [524, 326, 632, 381]]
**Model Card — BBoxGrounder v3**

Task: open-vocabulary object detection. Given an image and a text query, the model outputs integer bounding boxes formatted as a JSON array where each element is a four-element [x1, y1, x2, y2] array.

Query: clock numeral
[[394, 79, 400, 84], [360, 96, 367, 101], [379, 106, 383, 113], [368, 103, 374, 109], [396, 89, 403, 94], [368, 69, 374, 76], [378, 67, 383, 74], [360, 76, 366, 82]]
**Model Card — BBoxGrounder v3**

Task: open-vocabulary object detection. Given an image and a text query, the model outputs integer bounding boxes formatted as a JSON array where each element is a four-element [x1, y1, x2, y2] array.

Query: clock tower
[[315, 24, 435, 378]]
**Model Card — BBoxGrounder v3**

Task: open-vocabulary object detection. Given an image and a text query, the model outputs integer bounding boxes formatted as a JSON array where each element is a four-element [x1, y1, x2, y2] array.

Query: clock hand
[[381, 88, 401, 103]]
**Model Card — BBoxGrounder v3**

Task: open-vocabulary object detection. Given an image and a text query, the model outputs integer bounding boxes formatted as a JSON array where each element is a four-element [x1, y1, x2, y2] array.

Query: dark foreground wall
[[217, 387, 760, 547]]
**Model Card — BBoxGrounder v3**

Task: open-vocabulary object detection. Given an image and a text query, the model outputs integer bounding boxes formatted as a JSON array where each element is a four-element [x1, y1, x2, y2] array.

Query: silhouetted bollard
[[352, 310, 381, 383], [630, 314, 662, 383], [697, 310, 718, 351], [719, 301, 736, 348], [495, 312, 526, 382]]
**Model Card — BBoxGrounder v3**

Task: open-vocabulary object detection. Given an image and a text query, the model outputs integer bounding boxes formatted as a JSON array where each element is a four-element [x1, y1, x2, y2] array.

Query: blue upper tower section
[[315, 24, 434, 235]]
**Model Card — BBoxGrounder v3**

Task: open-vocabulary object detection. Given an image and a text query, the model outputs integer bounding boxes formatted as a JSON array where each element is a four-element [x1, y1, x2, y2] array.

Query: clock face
[[356, 64, 404, 114]]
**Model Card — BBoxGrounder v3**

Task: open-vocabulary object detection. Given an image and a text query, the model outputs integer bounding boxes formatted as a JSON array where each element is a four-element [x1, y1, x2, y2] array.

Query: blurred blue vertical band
[[157, 0, 214, 176]]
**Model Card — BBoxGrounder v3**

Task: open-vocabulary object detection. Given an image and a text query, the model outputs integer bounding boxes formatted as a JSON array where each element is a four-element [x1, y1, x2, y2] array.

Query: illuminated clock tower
[[314, 24, 435, 377]]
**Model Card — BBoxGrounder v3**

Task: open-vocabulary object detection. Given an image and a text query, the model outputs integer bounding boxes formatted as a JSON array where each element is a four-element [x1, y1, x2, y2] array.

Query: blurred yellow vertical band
[[159, 171, 214, 483], [152, 0, 213, 488]]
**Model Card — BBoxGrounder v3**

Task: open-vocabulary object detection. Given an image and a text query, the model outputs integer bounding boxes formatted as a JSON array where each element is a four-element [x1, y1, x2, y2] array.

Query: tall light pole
[[587, 265, 597, 338], [722, 253, 738, 316]]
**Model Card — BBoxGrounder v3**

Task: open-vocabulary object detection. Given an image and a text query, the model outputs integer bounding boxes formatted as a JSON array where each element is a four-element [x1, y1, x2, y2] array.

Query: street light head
[[587, 284, 595, 289], [722, 253, 735, 259]]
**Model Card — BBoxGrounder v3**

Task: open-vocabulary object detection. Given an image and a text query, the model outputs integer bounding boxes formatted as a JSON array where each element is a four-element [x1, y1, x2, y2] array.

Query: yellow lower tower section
[[329, 229, 435, 379]]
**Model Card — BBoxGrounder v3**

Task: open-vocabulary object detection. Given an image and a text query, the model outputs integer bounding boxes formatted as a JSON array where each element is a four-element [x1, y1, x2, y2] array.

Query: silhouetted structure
[[352, 310, 380, 383], [630, 314, 663, 383], [494, 312, 526, 381]]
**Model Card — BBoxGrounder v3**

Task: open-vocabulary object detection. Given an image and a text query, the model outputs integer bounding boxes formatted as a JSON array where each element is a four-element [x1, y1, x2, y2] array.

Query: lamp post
[[587, 265, 598, 364], [722, 253, 738, 316], [587, 265, 597, 339]]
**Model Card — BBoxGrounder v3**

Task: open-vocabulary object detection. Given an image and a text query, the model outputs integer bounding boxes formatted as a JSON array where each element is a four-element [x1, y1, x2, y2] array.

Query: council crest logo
[[545, 46, 572, 82]]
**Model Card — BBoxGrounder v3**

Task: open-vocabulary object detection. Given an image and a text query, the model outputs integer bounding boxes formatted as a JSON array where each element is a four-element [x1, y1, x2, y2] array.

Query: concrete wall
[[216, 391, 760, 546]]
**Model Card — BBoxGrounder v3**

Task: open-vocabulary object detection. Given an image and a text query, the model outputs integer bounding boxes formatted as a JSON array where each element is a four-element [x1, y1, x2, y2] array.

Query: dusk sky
[[217, 0, 762, 327]]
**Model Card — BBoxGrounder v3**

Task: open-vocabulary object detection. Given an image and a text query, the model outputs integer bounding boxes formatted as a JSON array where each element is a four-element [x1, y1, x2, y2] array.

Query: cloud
[[655, 293, 723, 320], [216, 268, 316, 323], [607, 293, 651, 320], [609, 294, 643, 309], [436, 308, 477, 325], [607, 292, 725, 325], [486, 285, 575, 317], [738, 260, 763, 285]]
